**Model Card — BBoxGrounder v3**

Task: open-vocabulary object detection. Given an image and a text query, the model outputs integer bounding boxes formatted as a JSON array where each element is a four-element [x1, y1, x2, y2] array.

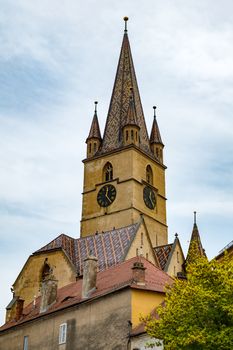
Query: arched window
[[94, 142, 97, 153], [126, 130, 129, 141], [146, 165, 153, 185], [103, 162, 113, 182], [89, 143, 92, 154]]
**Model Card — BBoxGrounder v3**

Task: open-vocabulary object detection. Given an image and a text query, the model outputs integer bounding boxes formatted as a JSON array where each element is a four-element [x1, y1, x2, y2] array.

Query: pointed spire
[[100, 18, 151, 155], [186, 212, 207, 265], [86, 101, 102, 141], [150, 106, 163, 145]]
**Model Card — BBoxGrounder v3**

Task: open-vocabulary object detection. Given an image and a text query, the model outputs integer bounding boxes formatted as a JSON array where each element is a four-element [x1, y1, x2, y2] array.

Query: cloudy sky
[[0, 0, 232, 323]]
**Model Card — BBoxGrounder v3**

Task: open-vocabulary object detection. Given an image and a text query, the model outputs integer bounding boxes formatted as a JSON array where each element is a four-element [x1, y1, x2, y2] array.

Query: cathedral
[[0, 18, 206, 350]]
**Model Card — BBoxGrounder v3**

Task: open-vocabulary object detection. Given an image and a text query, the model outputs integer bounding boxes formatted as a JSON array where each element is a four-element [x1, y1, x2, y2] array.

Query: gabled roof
[[154, 244, 173, 270], [34, 223, 139, 276], [0, 257, 173, 332], [100, 28, 151, 156], [154, 235, 185, 273]]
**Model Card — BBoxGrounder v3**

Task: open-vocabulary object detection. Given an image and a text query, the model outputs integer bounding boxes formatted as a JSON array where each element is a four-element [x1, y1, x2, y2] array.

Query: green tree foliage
[[144, 250, 233, 350]]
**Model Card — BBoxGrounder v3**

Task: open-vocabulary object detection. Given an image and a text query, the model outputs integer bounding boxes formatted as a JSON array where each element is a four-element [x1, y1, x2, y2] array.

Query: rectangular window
[[59, 323, 67, 344], [23, 336, 28, 350]]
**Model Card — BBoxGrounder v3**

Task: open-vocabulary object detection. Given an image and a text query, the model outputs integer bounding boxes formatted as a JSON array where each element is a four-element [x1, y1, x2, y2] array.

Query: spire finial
[[123, 16, 129, 33], [153, 106, 157, 118], [94, 101, 98, 114], [175, 232, 178, 238], [194, 211, 197, 225]]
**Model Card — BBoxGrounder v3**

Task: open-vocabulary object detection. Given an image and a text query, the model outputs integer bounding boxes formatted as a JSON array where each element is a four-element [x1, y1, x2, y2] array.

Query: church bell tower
[[81, 18, 168, 247]]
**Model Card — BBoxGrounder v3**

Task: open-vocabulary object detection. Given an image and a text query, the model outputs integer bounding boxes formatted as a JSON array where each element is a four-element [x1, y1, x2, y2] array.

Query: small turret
[[123, 89, 140, 147], [186, 212, 207, 266], [150, 106, 164, 163], [86, 101, 102, 158]]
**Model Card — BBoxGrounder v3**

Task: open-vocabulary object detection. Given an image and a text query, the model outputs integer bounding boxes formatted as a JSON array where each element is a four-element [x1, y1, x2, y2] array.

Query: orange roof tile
[[0, 257, 173, 332]]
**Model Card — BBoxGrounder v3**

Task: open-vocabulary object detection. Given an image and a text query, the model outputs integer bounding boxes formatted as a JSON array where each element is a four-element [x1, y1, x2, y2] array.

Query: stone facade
[[0, 289, 131, 350], [81, 146, 167, 246]]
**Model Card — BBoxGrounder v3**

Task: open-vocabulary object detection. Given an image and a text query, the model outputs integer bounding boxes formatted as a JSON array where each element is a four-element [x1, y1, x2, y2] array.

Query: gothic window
[[126, 130, 129, 141], [94, 142, 97, 153], [136, 131, 138, 141], [103, 162, 113, 182], [89, 143, 92, 154], [177, 251, 179, 263], [156, 147, 159, 157], [146, 165, 153, 185]]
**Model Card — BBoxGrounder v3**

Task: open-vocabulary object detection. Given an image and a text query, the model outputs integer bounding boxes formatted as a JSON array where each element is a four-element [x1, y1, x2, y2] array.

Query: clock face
[[97, 184, 117, 207], [143, 186, 156, 209]]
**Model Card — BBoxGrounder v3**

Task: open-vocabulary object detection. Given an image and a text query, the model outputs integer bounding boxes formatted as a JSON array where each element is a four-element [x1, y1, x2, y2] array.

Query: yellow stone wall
[[166, 243, 185, 277], [13, 251, 76, 308], [131, 289, 165, 327], [125, 222, 158, 267], [81, 146, 167, 246]]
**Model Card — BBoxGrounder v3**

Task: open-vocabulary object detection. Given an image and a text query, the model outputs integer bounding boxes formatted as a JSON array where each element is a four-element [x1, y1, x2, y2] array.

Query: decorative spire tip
[[194, 211, 197, 225], [123, 17, 129, 32], [153, 106, 157, 117], [94, 101, 98, 113]]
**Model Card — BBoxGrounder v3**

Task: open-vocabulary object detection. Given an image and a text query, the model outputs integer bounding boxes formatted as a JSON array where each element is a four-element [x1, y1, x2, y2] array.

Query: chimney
[[15, 298, 24, 321], [82, 254, 98, 298], [132, 261, 146, 285], [40, 275, 58, 313]]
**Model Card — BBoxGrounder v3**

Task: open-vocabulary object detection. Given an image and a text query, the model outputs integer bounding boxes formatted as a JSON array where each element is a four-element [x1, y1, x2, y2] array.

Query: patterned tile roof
[[150, 113, 163, 145], [0, 257, 173, 331], [124, 94, 138, 127], [100, 30, 152, 156], [154, 244, 173, 270], [34, 223, 139, 276], [86, 109, 101, 141], [186, 223, 206, 264]]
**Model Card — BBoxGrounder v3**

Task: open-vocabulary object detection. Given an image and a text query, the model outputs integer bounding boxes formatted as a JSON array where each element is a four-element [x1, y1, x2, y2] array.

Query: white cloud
[[0, 0, 233, 324]]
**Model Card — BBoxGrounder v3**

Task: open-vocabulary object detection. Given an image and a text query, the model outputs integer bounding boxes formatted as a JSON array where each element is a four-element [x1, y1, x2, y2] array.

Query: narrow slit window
[[131, 130, 134, 140], [126, 130, 129, 141]]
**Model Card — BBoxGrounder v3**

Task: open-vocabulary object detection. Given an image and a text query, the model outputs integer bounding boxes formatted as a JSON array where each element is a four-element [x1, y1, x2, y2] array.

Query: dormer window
[[103, 162, 113, 182]]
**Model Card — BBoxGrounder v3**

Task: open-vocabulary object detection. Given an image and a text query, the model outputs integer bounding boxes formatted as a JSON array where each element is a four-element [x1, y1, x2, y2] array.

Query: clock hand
[[149, 192, 153, 205], [105, 187, 111, 202], [149, 191, 154, 206]]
